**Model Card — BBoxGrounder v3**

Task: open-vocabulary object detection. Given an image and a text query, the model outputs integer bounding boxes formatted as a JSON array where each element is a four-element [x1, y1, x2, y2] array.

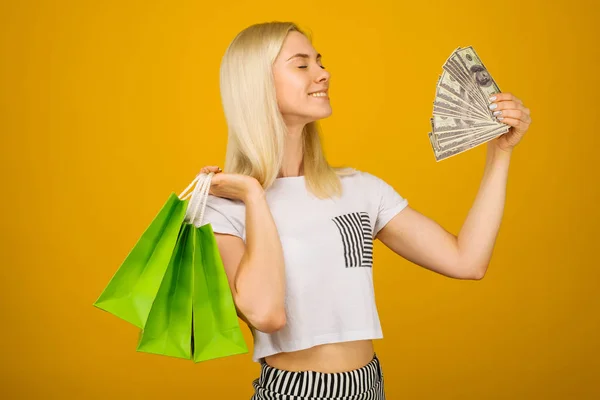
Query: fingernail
[[496, 116, 504, 121], [493, 110, 502, 116], [489, 95, 497, 102], [489, 103, 497, 110]]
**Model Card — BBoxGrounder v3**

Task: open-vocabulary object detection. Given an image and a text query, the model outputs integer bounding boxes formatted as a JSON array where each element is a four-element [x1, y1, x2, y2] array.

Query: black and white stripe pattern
[[251, 353, 385, 399], [332, 212, 374, 268]]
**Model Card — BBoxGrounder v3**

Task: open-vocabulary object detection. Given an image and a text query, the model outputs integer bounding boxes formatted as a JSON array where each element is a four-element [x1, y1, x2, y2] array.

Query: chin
[[308, 114, 331, 124], [313, 107, 333, 120]]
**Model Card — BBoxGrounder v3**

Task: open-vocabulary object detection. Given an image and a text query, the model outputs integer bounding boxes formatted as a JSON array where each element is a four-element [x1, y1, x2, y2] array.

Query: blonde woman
[[196, 21, 531, 399]]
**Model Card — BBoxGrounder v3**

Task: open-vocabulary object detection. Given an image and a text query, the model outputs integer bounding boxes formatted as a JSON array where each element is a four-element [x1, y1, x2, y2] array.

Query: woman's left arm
[[377, 92, 532, 280]]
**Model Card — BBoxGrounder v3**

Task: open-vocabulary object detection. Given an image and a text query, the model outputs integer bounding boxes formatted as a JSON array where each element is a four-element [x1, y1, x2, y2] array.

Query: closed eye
[[298, 66, 326, 69]]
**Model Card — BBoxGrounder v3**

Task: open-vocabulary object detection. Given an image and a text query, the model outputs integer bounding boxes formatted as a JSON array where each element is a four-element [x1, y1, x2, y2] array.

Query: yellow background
[[1, 0, 598, 398]]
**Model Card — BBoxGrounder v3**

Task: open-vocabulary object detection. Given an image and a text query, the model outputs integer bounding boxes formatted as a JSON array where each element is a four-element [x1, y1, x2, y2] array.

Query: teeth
[[309, 92, 327, 97]]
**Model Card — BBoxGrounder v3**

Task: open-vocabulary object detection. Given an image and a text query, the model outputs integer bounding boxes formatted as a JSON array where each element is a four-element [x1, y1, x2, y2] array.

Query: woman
[[195, 21, 531, 399]]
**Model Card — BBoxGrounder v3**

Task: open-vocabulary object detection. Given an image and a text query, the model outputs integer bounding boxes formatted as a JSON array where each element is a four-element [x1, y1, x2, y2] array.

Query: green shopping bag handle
[[179, 171, 214, 228]]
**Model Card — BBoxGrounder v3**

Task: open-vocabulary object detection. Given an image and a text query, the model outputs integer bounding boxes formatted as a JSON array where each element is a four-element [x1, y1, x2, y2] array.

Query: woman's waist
[[263, 339, 375, 373]]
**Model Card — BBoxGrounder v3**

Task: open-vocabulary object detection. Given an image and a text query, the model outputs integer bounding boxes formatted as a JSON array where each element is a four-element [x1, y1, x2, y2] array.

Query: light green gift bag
[[135, 223, 195, 360], [92, 192, 188, 329], [132, 172, 248, 361], [190, 222, 248, 362]]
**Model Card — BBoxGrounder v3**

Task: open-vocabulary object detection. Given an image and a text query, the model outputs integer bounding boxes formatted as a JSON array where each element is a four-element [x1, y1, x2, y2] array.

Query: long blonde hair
[[219, 21, 356, 199]]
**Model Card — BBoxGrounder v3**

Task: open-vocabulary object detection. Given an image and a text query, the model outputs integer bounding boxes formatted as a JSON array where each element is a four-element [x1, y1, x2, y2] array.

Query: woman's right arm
[[214, 180, 286, 334]]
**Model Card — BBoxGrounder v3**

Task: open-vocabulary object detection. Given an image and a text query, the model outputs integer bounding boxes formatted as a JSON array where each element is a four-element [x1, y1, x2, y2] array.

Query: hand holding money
[[428, 46, 532, 161], [486, 92, 532, 153]]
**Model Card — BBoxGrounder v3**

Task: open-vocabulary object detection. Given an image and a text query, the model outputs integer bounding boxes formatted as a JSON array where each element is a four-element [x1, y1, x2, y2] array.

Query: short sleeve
[[364, 172, 409, 237], [195, 194, 246, 239]]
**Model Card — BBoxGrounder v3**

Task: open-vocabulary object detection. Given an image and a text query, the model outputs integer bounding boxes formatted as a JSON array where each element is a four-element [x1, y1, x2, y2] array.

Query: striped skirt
[[251, 353, 385, 399]]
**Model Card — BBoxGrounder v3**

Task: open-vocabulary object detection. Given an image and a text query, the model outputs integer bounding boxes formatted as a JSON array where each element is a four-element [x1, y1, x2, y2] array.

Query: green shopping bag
[[136, 223, 248, 362], [135, 223, 194, 360], [95, 172, 248, 361], [93, 192, 188, 329], [191, 222, 248, 362]]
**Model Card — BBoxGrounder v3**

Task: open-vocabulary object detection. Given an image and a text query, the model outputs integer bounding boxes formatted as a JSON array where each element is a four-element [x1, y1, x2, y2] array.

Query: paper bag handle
[[178, 172, 214, 226]]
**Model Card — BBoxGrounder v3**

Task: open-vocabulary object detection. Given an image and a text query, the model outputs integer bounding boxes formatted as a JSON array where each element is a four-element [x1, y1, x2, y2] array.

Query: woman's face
[[272, 31, 332, 127]]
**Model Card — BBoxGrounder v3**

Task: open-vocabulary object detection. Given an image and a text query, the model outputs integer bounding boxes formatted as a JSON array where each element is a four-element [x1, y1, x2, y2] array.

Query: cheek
[[275, 71, 307, 104]]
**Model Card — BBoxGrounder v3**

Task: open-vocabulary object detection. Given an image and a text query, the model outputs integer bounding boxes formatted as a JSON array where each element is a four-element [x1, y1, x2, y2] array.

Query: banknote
[[429, 126, 507, 162], [435, 81, 490, 120], [454, 46, 502, 102], [430, 116, 498, 140], [429, 46, 509, 161]]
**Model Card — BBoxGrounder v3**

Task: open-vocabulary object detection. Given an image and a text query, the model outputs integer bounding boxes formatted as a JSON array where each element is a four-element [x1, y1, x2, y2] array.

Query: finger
[[489, 92, 523, 105], [200, 166, 222, 174], [492, 109, 531, 123], [489, 100, 524, 112], [497, 117, 529, 131]]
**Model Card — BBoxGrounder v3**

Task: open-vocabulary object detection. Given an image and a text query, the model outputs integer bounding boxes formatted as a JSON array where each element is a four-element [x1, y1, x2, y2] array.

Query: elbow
[[252, 309, 287, 333], [455, 253, 488, 280], [236, 295, 287, 333], [469, 264, 488, 280]]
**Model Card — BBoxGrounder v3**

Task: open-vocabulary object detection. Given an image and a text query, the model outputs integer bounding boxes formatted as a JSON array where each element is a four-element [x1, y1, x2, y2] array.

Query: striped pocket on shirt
[[332, 211, 374, 268]]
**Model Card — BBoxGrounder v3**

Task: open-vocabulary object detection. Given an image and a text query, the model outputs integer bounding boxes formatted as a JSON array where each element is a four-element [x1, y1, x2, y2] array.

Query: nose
[[314, 67, 330, 84]]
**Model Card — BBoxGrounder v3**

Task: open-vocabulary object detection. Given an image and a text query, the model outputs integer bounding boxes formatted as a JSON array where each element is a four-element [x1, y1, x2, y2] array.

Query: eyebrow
[[286, 53, 322, 61]]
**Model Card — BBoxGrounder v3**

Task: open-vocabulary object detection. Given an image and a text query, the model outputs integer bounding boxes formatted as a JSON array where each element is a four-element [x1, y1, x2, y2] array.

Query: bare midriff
[[263, 339, 375, 373]]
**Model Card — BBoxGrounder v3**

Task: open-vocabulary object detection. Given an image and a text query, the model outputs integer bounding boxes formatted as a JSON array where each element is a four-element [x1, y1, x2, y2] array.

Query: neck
[[279, 122, 305, 178]]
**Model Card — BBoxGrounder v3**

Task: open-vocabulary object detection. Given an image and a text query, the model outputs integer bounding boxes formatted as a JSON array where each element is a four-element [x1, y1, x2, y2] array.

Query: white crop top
[[200, 169, 409, 363]]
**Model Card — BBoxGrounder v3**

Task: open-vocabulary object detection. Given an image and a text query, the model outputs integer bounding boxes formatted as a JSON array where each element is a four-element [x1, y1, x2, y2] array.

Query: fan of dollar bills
[[428, 46, 509, 162]]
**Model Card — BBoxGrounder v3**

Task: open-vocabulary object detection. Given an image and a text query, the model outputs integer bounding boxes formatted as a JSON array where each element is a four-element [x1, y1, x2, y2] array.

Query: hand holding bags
[[93, 172, 248, 362]]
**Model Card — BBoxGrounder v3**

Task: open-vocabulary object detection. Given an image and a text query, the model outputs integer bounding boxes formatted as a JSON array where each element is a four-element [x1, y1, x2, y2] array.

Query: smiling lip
[[308, 90, 329, 99]]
